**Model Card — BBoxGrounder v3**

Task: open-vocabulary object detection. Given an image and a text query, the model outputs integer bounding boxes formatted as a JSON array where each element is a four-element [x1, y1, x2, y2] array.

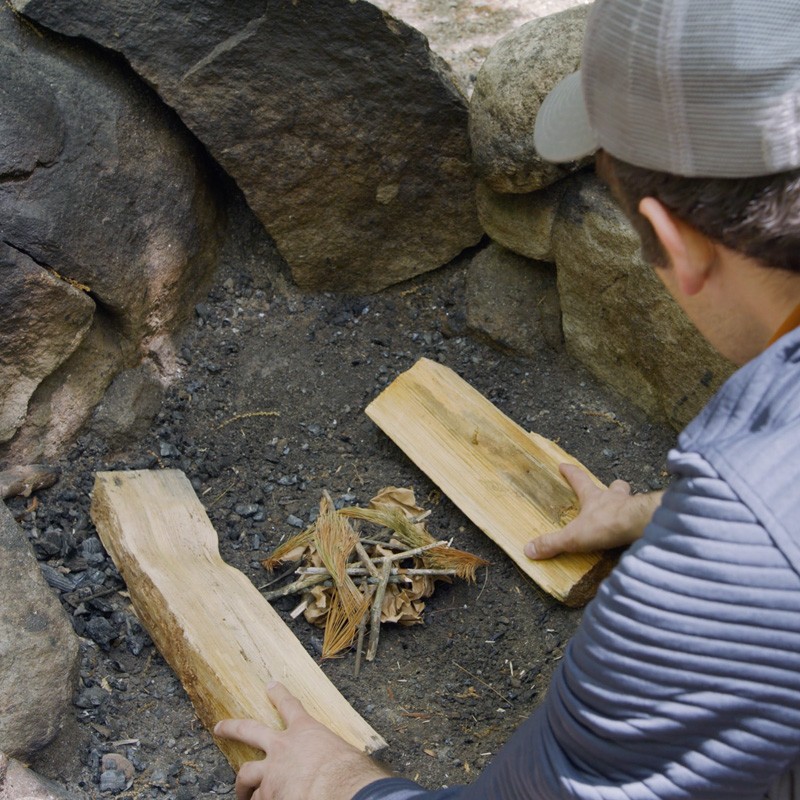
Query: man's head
[[595, 152, 800, 273], [534, 0, 800, 179], [533, 0, 800, 273]]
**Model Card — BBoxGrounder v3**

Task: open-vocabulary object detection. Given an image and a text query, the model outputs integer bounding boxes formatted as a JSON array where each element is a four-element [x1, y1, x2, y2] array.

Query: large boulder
[[469, 4, 592, 194], [551, 173, 734, 429], [0, 5, 225, 463], [0, 502, 80, 760], [13, 0, 483, 293], [466, 242, 562, 355]]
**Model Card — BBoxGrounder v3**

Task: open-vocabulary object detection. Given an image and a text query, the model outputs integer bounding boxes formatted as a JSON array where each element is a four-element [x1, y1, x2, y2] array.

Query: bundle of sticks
[[260, 487, 488, 670]]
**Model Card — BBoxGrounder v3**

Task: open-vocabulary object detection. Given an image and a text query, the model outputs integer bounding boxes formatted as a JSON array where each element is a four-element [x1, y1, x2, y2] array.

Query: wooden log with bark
[[366, 358, 616, 607], [90, 470, 386, 769]]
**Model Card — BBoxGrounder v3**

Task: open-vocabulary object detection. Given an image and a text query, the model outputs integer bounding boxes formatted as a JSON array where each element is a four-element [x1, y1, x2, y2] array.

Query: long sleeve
[[355, 449, 800, 800]]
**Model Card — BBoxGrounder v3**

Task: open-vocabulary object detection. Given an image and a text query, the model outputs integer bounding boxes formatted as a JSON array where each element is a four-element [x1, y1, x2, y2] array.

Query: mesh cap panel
[[536, 0, 800, 177]]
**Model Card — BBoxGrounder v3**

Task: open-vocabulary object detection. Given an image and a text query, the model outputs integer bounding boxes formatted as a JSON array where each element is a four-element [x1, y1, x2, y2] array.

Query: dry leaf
[[368, 486, 430, 521]]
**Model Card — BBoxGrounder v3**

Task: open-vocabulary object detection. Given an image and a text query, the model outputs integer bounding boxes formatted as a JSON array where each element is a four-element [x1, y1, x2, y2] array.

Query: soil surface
[[9, 186, 677, 799]]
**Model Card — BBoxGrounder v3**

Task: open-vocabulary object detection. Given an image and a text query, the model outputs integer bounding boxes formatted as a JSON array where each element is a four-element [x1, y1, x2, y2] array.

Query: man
[[215, 0, 800, 797]]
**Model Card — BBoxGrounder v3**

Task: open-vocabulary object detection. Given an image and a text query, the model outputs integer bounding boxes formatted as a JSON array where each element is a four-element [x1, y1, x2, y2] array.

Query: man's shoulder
[[672, 327, 800, 573], [680, 326, 800, 455]]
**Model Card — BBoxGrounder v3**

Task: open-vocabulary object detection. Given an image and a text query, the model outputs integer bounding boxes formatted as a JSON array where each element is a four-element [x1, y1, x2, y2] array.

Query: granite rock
[[476, 179, 568, 262], [552, 172, 734, 429], [0, 502, 80, 759], [469, 4, 592, 194], [13, 0, 483, 292], [466, 242, 563, 356], [0, 5, 224, 462]]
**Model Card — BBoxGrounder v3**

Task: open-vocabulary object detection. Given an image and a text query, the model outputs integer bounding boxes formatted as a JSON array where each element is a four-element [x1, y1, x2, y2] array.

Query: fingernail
[[267, 680, 278, 690], [524, 543, 537, 558], [213, 722, 221, 734]]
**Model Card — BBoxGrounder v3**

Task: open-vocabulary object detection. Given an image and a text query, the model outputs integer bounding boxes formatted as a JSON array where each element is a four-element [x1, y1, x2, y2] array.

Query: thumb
[[524, 529, 571, 560]]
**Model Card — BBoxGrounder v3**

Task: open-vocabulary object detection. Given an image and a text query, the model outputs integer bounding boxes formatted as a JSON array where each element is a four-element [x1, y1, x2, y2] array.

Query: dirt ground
[[8, 183, 678, 799]]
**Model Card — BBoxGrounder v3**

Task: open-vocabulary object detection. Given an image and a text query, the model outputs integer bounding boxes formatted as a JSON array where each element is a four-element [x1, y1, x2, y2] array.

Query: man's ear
[[639, 197, 712, 296]]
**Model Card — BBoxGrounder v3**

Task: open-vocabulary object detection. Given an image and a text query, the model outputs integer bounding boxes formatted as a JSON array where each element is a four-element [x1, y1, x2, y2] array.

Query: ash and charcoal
[[6, 257, 673, 798]]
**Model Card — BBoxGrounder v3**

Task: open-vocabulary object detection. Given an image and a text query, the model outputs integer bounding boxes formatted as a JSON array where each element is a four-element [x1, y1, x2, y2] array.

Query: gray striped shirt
[[355, 328, 800, 799]]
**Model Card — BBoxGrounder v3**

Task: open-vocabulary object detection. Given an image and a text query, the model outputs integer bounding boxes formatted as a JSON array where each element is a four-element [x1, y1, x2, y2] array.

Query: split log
[[366, 358, 616, 607], [90, 470, 386, 769]]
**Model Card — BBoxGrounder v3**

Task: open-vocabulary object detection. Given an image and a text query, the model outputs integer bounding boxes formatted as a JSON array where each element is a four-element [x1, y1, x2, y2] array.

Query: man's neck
[[714, 249, 800, 364]]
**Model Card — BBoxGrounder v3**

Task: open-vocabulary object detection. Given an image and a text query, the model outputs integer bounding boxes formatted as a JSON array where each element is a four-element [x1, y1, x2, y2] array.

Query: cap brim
[[533, 70, 597, 164]]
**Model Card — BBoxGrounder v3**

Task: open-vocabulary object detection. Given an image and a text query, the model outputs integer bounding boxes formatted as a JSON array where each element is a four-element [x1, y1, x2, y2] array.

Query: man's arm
[[358, 452, 800, 799], [218, 454, 800, 800], [214, 683, 390, 800], [433, 454, 800, 798], [524, 463, 663, 560]]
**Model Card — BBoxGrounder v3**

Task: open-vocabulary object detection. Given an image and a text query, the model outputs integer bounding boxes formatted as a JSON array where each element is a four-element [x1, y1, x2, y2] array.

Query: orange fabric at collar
[[768, 302, 800, 346]]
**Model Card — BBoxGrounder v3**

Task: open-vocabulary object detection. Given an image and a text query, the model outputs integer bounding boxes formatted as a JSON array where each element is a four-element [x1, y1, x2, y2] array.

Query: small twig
[[81, 586, 120, 603], [353, 586, 376, 678], [259, 573, 329, 601], [289, 599, 309, 619], [426, 604, 466, 616], [360, 537, 404, 549], [454, 661, 512, 707], [383, 540, 450, 562], [476, 566, 490, 602], [297, 566, 457, 577], [366, 560, 392, 662], [62, 585, 121, 609], [354, 614, 367, 678], [208, 479, 237, 509], [258, 564, 298, 589], [261, 574, 416, 601], [355, 541, 380, 578], [216, 410, 280, 431]]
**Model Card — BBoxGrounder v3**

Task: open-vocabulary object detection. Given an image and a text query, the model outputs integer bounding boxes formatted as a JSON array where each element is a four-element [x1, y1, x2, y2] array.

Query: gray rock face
[[552, 173, 734, 429], [0, 6, 225, 462], [466, 243, 562, 356], [13, 0, 483, 293], [469, 4, 592, 194], [0, 244, 95, 444], [0, 752, 87, 800], [89, 365, 165, 450], [476, 180, 567, 262], [0, 502, 80, 760]]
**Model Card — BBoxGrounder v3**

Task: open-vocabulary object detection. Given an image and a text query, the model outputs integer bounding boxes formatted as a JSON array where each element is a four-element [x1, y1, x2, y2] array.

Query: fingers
[[560, 463, 631, 498], [267, 681, 309, 727], [524, 534, 556, 560], [524, 526, 575, 560], [235, 760, 265, 800], [525, 522, 579, 561], [214, 718, 272, 753], [558, 463, 599, 501]]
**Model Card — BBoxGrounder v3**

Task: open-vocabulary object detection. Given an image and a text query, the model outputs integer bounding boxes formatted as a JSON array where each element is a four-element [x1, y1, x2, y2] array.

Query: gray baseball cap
[[533, 0, 800, 178]]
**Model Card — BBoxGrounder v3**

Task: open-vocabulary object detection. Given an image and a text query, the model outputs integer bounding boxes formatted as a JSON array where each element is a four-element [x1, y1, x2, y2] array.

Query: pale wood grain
[[366, 358, 615, 606], [90, 469, 386, 769]]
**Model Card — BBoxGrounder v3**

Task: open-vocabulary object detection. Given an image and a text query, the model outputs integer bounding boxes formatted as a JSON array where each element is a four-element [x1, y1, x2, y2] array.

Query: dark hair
[[595, 150, 800, 272]]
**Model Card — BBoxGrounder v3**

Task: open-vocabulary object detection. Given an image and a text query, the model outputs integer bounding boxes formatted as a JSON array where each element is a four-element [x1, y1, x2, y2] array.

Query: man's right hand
[[524, 463, 663, 560]]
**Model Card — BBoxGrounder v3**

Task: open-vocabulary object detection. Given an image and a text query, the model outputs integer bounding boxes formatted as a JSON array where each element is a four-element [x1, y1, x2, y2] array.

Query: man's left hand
[[214, 681, 389, 800]]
